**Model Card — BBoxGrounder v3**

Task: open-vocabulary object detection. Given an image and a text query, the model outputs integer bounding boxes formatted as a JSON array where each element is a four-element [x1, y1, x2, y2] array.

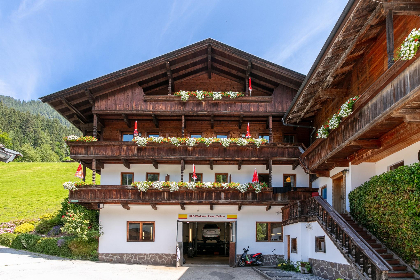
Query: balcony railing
[[67, 141, 302, 161], [69, 186, 316, 206]]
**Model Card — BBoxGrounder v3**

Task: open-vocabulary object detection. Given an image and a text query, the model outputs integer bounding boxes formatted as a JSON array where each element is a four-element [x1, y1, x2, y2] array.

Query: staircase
[[341, 214, 417, 280], [282, 197, 419, 280]]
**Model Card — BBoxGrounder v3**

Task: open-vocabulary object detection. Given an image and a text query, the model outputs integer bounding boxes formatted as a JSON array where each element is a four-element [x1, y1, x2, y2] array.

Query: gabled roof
[[40, 38, 305, 128], [0, 144, 22, 163], [284, 0, 385, 123]]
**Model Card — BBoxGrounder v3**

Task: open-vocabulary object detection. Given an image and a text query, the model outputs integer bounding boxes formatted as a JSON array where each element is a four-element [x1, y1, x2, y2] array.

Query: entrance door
[[229, 221, 236, 267], [176, 221, 183, 267], [332, 175, 345, 213]]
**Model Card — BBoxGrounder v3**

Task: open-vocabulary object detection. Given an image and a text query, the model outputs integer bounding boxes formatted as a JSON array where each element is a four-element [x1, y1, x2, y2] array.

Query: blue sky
[[0, 0, 348, 101]]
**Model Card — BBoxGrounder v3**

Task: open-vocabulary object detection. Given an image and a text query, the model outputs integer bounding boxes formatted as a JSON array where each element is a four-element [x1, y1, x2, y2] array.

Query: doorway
[[179, 221, 233, 265], [332, 173, 345, 214]]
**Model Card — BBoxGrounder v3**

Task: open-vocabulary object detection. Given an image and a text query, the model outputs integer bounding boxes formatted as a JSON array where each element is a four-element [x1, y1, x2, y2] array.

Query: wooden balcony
[[67, 141, 302, 164], [69, 186, 316, 208]]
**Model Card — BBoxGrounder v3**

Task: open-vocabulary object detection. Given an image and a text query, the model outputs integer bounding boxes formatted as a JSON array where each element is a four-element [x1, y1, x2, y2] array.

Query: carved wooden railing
[[67, 141, 302, 161], [69, 186, 316, 205], [282, 197, 391, 280]]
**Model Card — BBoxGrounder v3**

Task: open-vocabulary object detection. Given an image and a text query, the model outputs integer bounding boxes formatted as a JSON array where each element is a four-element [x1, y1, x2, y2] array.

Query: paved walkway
[[0, 246, 265, 280], [255, 267, 326, 280]]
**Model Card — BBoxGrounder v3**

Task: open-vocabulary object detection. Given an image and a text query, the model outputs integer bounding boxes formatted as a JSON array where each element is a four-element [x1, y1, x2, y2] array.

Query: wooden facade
[[283, 0, 420, 175]]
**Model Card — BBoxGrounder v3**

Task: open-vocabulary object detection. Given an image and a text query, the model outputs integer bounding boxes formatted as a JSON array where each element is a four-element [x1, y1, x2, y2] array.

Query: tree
[[0, 129, 12, 148]]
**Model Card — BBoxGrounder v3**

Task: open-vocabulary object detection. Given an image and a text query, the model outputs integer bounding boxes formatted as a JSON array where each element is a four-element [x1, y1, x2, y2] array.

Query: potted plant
[[299, 261, 311, 274]]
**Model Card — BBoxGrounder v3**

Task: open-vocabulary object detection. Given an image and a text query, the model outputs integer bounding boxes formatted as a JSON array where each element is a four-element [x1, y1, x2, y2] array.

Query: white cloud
[[11, 0, 48, 21]]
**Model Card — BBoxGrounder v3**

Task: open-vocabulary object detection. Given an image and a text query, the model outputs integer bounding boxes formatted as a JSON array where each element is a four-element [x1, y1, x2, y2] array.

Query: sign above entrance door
[[178, 214, 237, 221]]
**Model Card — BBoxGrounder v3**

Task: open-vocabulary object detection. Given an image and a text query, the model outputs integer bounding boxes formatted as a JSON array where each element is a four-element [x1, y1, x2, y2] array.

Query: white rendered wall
[[101, 164, 309, 188], [313, 140, 420, 212], [99, 204, 284, 256], [375, 140, 420, 175], [283, 222, 349, 265]]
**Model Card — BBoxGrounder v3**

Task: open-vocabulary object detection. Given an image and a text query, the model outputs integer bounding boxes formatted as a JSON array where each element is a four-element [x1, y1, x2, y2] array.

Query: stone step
[[388, 271, 415, 278]]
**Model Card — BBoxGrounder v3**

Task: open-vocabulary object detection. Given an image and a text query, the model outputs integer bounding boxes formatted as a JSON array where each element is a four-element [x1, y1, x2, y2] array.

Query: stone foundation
[[99, 253, 176, 265], [309, 258, 363, 280], [235, 254, 282, 266]]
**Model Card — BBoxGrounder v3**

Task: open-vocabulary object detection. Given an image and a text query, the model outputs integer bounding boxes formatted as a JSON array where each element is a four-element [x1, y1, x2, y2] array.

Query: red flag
[[246, 122, 251, 138], [252, 168, 258, 183], [192, 164, 197, 180], [249, 77, 252, 92], [134, 121, 138, 136], [75, 163, 84, 179]]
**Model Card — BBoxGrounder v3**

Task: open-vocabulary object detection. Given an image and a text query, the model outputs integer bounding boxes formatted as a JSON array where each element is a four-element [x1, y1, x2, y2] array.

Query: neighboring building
[[41, 0, 420, 279], [0, 144, 22, 163]]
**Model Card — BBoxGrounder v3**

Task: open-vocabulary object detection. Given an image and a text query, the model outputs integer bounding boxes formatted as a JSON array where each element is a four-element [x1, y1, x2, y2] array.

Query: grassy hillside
[[0, 162, 99, 223]]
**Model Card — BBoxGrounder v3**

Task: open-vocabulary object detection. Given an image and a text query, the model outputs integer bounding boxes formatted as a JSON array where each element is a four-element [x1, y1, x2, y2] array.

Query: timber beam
[[61, 98, 88, 124], [153, 160, 158, 169], [315, 170, 330, 177], [210, 160, 214, 170], [166, 61, 174, 95], [152, 114, 159, 128], [121, 203, 130, 210], [384, 2, 420, 15], [211, 115, 214, 129], [292, 161, 300, 170], [123, 159, 130, 169], [122, 114, 131, 128], [239, 115, 243, 129], [85, 89, 95, 105], [350, 139, 381, 149], [238, 160, 242, 170], [266, 205, 271, 211], [246, 61, 251, 95], [180, 203, 185, 210], [151, 204, 157, 210], [238, 204, 242, 211], [210, 204, 214, 211], [207, 45, 212, 79]]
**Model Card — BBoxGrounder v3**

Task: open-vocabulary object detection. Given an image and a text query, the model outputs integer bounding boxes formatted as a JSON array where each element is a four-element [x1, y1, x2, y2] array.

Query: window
[[389, 160, 404, 171], [146, 173, 159, 182], [320, 185, 327, 199], [122, 133, 135, 141], [127, 222, 155, 242], [190, 134, 202, 138], [315, 236, 326, 252], [189, 173, 203, 182], [258, 173, 269, 185], [148, 133, 160, 138], [283, 174, 296, 188], [283, 135, 295, 144], [215, 173, 228, 183], [216, 134, 228, 139], [259, 134, 269, 142], [256, 222, 283, 242], [291, 238, 297, 253], [121, 173, 134, 185]]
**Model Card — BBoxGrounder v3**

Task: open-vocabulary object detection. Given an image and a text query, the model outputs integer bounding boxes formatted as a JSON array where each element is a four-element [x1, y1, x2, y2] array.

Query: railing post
[[92, 159, 96, 184]]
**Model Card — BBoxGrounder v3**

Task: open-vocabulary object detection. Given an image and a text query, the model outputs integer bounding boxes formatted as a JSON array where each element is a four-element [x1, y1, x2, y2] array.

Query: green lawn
[[0, 162, 100, 223]]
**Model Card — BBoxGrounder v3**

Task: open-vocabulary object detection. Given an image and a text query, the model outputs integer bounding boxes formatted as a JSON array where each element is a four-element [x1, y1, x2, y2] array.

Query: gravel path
[[0, 246, 266, 280]]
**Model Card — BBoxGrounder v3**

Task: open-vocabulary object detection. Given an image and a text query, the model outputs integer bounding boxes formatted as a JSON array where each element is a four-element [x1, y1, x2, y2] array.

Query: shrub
[[11, 233, 41, 250], [34, 237, 72, 258], [14, 223, 35, 234], [0, 233, 17, 246], [349, 162, 420, 263], [68, 239, 98, 260], [277, 257, 298, 271], [35, 215, 62, 234]]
